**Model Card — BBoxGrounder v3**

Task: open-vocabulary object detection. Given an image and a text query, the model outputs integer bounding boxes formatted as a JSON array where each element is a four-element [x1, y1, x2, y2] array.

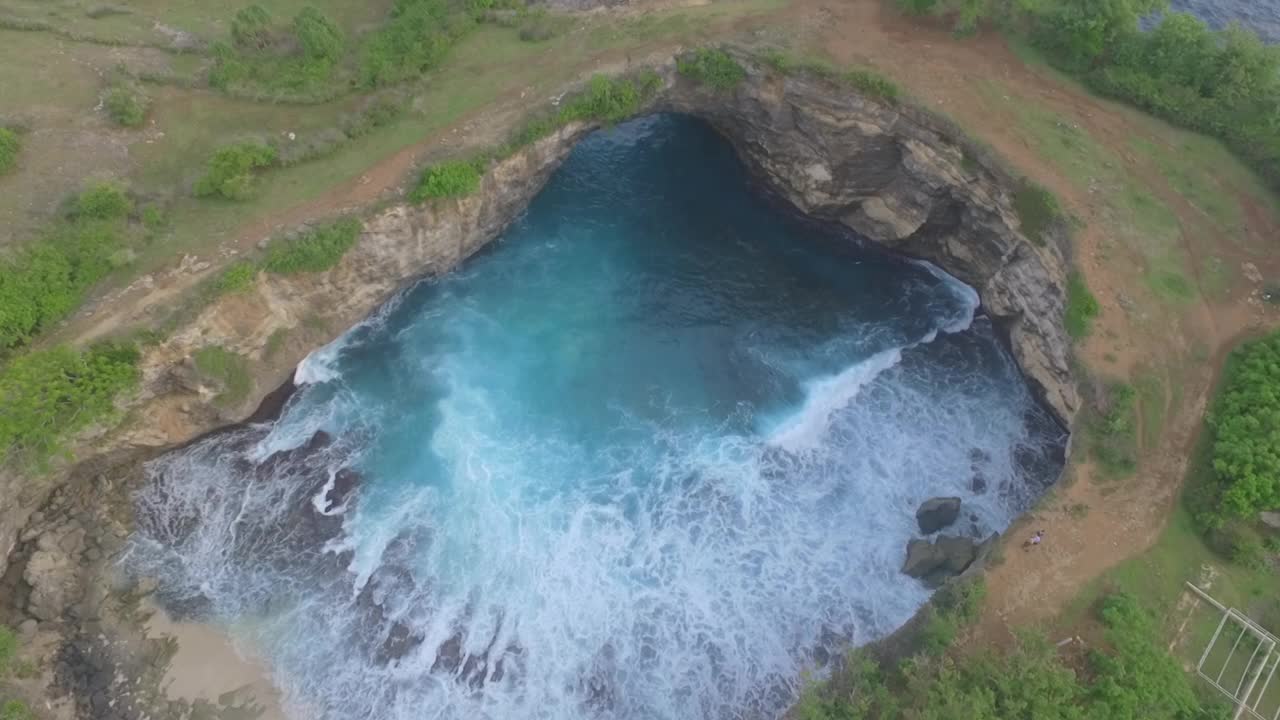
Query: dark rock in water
[[902, 534, 980, 587], [971, 472, 988, 494], [916, 497, 962, 534], [323, 468, 361, 513]]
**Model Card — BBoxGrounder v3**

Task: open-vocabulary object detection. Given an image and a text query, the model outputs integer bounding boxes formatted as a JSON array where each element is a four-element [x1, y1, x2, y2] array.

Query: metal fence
[[1187, 582, 1280, 720]]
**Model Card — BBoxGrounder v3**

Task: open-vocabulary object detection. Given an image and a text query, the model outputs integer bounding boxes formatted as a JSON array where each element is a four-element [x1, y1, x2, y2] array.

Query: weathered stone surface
[[902, 534, 980, 587], [663, 54, 1078, 429], [1261, 511, 1280, 530], [916, 497, 962, 534], [25, 548, 81, 621]]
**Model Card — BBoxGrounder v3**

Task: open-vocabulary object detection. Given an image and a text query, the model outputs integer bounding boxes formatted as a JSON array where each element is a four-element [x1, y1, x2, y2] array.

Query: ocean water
[[1165, 0, 1280, 41], [125, 115, 1065, 720]]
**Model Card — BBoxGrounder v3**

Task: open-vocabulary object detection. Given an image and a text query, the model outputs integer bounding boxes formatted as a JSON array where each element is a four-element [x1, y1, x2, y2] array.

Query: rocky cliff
[[0, 55, 1077, 713], [663, 55, 1078, 428]]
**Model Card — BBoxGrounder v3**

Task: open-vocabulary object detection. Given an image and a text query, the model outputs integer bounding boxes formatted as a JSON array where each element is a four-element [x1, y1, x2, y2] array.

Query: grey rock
[[59, 527, 87, 556], [17, 618, 38, 638], [902, 534, 980, 587], [1261, 511, 1280, 530], [85, 547, 102, 562], [25, 548, 81, 621], [916, 497, 962, 534]]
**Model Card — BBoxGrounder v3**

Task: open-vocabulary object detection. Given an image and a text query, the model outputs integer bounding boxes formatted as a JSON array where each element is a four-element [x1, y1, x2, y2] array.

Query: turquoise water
[[129, 115, 1064, 720]]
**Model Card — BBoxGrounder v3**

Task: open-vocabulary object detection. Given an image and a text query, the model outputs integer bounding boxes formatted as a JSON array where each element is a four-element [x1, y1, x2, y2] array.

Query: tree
[[231, 4, 273, 49]]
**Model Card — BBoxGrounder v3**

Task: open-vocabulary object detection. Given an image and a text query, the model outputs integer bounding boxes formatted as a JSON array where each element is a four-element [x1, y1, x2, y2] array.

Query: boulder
[[25, 548, 81, 621], [1261, 511, 1280, 530], [916, 497, 962, 534], [902, 534, 980, 587]]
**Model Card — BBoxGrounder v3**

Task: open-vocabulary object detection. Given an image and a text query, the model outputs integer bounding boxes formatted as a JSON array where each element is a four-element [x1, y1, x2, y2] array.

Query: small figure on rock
[[1023, 529, 1045, 550]]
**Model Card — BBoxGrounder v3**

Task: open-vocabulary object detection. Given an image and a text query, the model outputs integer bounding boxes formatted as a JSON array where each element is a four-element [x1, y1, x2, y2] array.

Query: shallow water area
[[127, 115, 1065, 720]]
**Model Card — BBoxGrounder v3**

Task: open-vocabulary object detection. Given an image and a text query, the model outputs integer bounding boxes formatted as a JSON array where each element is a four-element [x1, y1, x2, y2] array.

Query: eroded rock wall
[[663, 56, 1078, 427]]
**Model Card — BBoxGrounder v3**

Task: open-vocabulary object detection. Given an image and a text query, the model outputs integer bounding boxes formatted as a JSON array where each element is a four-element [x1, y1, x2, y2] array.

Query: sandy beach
[[143, 601, 289, 720]]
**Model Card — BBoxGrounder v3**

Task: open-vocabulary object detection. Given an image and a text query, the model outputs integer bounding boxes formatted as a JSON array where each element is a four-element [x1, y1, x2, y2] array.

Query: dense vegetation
[[0, 128, 18, 175], [0, 343, 140, 468], [410, 159, 484, 202], [1191, 332, 1280, 528], [0, 183, 135, 351], [261, 217, 363, 273], [676, 48, 747, 91], [900, 0, 1280, 194], [193, 141, 278, 201], [1064, 271, 1100, 339], [799, 592, 1225, 720]]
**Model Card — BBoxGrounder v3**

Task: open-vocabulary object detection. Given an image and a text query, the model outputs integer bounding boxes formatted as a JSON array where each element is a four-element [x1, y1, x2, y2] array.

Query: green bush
[[194, 141, 277, 200], [1013, 180, 1061, 247], [798, 593, 1223, 720], [677, 48, 746, 92], [294, 7, 343, 64], [231, 4, 273, 49], [361, 0, 474, 88], [1203, 332, 1280, 524], [193, 346, 251, 406], [898, 0, 940, 13], [409, 159, 483, 202], [0, 127, 21, 175], [844, 68, 900, 101], [1089, 381, 1137, 477], [104, 84, 148, 127], [213, 261, 257, 294], [75, 182, 132, 219], [0, 343, 140, 467], [262, 217, 362, 273], [1065, 271, 1100, 339], [559, 72, 661, 125], [0, 200, 132, 351]]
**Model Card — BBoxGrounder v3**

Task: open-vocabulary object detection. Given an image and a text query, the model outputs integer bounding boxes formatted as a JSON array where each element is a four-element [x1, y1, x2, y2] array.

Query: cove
[[126, 114, 1065, 720]]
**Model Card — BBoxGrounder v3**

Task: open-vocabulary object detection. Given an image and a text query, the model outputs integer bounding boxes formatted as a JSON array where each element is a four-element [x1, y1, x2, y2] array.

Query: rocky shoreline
[[0, 51, 1076, 719]]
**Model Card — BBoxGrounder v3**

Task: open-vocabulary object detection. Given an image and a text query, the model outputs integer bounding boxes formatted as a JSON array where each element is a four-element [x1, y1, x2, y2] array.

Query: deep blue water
[[128, 115, 1064, 720], [1165, 0, 1280, 42]]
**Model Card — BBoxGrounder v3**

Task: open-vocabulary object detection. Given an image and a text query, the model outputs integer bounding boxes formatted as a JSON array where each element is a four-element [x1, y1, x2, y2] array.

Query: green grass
[[1064, 271, 1100, 339], [676, 47, 746, 92], [1132, 367, 1166, 452], [263, 328, 287, 359], [212, 260, 257, 294], [192, 345, 251, 406], [409, 158, 483, 202], [0, 127, 18, 175], [1087, 380, 1138, 478], [261, 217, 361, 273]]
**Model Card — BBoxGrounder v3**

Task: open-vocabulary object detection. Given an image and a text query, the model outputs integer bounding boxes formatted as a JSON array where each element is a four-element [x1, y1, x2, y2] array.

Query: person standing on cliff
[[1023, 529, 1045, 550]]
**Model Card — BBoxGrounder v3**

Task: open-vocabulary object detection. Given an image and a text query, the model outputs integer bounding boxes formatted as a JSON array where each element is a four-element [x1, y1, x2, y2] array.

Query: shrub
[[0, 127, 20, 175], [1012, 180, 1061, 246], [360, 0, 473, 88], [1089, 381, 1137, 476], [0, 343, 140, 467], [559, 72, 660, 125], [75, 182, 132, 219], [194, 141, 277, 200], [1204, 332, 1280, 523], [677, 48, 746, 92], [262, 217, 362, 274], [897, 0, 940, 13], [1064, 271, 1100, 339], [193, 346, 251, 406], [231, 4, 273, 49], [844, 68, 900, 101], [213, 261, 257, 294], [294, 7, 344, 64], [104, 85, 148, 127], [409, 159, 483, 202]]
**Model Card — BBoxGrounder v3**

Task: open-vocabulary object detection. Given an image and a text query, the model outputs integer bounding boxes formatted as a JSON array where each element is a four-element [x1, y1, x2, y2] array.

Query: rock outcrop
[[664, 55, 1078, 429], [916, 497, 962, 534], [902, 531, 999, 587]]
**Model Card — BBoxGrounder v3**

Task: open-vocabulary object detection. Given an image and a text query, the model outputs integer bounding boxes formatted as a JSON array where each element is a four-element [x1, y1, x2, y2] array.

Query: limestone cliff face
[[662, 57, 1078, 428]]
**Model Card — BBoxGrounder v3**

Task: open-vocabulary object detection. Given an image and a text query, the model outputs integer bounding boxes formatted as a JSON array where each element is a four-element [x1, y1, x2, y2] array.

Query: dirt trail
[[795, 0, 1280, 642]]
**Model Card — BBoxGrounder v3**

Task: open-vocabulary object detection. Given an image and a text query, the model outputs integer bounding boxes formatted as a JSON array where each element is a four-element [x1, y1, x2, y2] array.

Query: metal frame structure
[[1187, 582, 1280, 720]]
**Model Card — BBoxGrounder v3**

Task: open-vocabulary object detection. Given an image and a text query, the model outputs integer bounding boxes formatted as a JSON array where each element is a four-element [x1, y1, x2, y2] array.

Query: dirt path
[[792, 0, 1280, 642]]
